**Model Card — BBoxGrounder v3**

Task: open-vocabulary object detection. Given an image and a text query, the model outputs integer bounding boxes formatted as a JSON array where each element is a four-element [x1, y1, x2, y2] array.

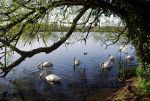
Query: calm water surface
[[0, 32, 137, 101]]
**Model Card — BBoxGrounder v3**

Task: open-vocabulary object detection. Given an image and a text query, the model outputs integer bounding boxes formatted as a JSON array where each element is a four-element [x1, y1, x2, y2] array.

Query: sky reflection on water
[[1, 32, 137, 101]]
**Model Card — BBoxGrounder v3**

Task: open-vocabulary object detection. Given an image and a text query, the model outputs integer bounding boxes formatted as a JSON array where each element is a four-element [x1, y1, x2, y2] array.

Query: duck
[[84, 52, 87, 55], [100, 59, 114, 69], [39, 71, 61, 84], [126, 55, 135, 61], [38, 61, 53, 69], [74, 57, 80, 66]]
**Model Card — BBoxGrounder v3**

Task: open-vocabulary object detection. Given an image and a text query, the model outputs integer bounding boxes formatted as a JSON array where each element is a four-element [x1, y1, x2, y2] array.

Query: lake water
[[0, 32, 137, 101]]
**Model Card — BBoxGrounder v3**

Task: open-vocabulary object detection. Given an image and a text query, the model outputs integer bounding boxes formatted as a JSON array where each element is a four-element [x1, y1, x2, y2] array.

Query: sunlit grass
[[136, 77, 150, 94], [136, 63, 150, 94], [136, 64, 150, 79], [118, 61, 150, 94]]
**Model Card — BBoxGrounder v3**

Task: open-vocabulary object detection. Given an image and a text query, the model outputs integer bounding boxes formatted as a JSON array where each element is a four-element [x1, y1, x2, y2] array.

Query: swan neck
[[40, 75, 46, 82], [38, 62, 44, 69], [40, 71, 48, 82], [38, 65, 43, 70], [74, 57, 75, 64]]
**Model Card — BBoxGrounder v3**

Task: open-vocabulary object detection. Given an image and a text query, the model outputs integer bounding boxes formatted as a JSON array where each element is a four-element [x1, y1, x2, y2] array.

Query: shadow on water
[[0, 32, 138, 101]]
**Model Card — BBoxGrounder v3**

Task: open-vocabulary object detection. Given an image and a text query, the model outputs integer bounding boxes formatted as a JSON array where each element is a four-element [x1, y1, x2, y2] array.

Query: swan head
[[38, 62, 43, 67], [100, 62, 104, 68], [108, 54, 115, 62], [39, 71, 48, 82], [38, 62, 44, 70]]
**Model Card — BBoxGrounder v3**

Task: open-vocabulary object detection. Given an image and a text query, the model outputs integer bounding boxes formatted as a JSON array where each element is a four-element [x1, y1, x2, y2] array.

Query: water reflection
[[0, 32, 137, 101]]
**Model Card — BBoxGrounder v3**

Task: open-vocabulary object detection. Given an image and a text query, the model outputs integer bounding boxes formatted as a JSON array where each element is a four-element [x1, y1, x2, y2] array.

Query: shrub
[[136, 77, 150, 94], [136, 64, 150, 79]]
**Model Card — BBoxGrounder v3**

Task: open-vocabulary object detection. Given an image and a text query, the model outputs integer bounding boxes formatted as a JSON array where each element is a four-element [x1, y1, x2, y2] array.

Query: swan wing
[[46, 74, 61, 82], [109, 56, 115, 61], [43, 62, 53, 67], [103, 60, 112, 68], [74, 60, 80, 65]]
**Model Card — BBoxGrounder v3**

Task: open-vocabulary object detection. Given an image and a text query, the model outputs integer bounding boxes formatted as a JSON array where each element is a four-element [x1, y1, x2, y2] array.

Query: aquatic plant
[[118, 63, 136, 78]]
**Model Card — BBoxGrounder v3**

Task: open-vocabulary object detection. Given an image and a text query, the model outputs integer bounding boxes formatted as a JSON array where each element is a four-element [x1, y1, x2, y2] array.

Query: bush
[[136, 67, 146, 78], [136, 77, 150, 94], [136, 64, 150, 79]]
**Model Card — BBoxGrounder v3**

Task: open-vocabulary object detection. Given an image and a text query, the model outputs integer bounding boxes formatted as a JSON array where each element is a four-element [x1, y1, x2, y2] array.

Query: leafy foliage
[[136, 77, 150, 94], [136, 64, 150, 79], [135, 63, 150, 93]]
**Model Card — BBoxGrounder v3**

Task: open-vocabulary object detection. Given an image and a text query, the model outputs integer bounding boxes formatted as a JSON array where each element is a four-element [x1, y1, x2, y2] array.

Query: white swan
[[74, 57, 80, 66], [119, 45, 128, 52], [100, 59, 114, 69], [39, 71, 61, 84], [38, 61, 53, 69], [126, 55, 135, 61], [108, 55, 115, 61]]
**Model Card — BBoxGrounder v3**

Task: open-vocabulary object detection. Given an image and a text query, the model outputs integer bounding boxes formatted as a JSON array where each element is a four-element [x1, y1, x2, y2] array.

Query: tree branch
[[2, 6, 88, 77]]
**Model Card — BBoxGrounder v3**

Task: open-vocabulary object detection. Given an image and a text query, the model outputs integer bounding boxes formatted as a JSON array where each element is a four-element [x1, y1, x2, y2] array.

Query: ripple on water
[[2, 32, 137, 101]]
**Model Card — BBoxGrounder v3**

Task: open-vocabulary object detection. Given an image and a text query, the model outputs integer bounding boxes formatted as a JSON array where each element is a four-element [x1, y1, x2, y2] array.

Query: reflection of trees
[[20, 32, 52, 45], [92, 32, 128, 46]]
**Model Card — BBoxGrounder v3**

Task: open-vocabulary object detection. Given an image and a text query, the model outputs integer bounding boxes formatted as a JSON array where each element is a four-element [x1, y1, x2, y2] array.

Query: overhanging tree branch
[[2, 6, 88, 77]]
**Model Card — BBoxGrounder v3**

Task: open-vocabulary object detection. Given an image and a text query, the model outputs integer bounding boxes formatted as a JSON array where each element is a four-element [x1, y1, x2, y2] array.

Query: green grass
[[136, 77, 150, 94], [118, 63, 150, 94], [136, 64, 150, 79], [136, 63, 150, 94]]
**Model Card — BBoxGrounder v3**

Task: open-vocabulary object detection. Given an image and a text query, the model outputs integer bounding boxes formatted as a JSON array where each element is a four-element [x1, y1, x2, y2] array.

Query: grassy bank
[[109, 63, 150, 101]]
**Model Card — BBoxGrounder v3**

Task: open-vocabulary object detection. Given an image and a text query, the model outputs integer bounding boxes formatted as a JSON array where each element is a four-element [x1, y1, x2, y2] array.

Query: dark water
[[0, 32, 137, 101]]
